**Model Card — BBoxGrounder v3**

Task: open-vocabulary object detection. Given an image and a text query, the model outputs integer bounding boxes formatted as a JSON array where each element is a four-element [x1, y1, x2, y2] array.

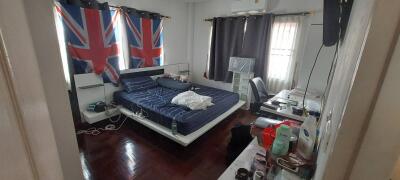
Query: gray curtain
[[208, 17, 246, 82], [240, 14, 273, 79]]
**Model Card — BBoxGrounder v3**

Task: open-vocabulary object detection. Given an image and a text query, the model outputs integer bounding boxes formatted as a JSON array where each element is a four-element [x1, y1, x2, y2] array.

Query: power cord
[[321, 42, 339, 111], [325, 43, 339, 91], [302, 43, 324, 113], [76, 105, 149, 136], [76, 80, 126, 136], [76, 113, 128, 136]]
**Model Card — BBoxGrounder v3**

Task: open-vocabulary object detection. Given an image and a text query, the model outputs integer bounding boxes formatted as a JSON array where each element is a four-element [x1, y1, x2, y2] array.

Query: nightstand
[[81, 107, 120, 124]]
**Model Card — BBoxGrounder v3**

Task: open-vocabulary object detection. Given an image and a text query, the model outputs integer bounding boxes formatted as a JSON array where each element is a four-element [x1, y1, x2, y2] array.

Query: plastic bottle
[[271, 125, 291, 156], [171, 119, 178, 135], [297, 116, 317, 160]]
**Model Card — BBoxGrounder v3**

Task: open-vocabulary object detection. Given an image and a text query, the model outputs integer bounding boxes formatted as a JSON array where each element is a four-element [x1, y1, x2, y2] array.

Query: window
[[54, 4, 164, 87], [267, 16, 302, 93], [54, 8, 127, 89]]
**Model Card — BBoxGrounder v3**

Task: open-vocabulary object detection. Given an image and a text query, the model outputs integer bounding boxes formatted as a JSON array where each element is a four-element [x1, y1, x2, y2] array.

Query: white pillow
[[171, 91, 214, 110]]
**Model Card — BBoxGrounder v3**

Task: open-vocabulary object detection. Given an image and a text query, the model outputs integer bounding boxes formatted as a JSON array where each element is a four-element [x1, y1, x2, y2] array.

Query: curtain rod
[[109, 5, 171, 19], [204, 11, 312, 22]]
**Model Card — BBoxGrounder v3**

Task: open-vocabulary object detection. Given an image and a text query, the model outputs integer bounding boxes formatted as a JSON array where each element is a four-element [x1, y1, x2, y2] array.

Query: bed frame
[[120, 101, 245, 146], [118, 64, 245, 146]]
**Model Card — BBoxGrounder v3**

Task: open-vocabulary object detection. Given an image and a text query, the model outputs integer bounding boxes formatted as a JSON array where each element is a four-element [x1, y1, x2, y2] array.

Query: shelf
[[79, 84, 104, 89], [82, 108, 120, 124]]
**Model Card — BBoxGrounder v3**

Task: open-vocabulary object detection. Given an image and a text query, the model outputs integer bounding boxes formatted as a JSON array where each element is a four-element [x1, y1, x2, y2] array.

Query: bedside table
[[81, 107, 120, 124]]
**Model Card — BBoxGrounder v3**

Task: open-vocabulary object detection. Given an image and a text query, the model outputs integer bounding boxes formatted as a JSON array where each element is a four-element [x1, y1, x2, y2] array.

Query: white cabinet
[[74, 73, 122, 123], [229, 57, 255, 110], [232, 72, 254, 110]]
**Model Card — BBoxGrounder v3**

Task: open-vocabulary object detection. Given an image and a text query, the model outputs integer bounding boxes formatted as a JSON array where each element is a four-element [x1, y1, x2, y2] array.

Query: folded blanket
[[171, 91, 214, 110]]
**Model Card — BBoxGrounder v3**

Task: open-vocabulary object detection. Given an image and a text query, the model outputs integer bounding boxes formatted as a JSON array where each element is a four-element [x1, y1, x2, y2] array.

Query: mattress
[[114, 84, 239, 135]]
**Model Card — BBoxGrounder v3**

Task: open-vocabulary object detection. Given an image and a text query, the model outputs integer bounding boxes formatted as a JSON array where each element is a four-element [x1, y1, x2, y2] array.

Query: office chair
[[249, 77, 275, 114]]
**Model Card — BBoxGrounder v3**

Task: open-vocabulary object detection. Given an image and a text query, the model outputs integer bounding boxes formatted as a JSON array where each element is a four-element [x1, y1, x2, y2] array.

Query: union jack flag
[[123, 12, 163, 68], [56, 2, 120, 84]]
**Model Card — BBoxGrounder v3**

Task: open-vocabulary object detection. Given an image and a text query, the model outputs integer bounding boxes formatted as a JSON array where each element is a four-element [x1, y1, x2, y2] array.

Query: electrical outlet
[[324, 110, 333, 153]]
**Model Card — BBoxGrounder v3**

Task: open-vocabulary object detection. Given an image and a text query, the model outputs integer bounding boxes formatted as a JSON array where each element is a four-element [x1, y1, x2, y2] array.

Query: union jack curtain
[[123, 9, 163, 68], [56, 2, 120, 84]]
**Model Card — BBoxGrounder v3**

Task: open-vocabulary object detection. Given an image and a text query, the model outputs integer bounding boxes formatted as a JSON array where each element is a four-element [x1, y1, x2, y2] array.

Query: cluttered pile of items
[[237, 116, 318, 180]]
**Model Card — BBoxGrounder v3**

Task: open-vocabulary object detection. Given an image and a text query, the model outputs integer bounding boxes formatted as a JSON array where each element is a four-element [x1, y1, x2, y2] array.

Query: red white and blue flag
[[56, 2, 120, 84], [123, 12, 163, 68]]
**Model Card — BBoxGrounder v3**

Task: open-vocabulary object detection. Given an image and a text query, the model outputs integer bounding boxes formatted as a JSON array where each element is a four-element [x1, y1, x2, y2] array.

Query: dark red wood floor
[[76, 110, 257, 180]]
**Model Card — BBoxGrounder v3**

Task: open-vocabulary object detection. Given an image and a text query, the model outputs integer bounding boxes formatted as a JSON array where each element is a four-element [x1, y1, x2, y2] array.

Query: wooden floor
[[77, 109, 257, 180]]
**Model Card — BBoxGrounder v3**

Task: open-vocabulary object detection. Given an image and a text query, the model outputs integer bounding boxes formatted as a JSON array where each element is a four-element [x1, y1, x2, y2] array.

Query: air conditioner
[[231, 0, 269, 14]]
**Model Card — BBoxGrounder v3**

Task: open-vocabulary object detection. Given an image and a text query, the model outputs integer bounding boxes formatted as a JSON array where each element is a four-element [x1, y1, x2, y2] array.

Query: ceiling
[[183, 0, 216, 3]]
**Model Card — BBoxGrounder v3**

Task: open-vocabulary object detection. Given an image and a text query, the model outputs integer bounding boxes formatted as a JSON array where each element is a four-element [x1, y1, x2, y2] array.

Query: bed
[[115, 66, 245, 146]]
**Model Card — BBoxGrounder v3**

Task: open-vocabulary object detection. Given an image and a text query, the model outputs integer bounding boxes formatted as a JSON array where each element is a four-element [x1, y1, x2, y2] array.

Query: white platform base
[[120, 100, 245, 146]]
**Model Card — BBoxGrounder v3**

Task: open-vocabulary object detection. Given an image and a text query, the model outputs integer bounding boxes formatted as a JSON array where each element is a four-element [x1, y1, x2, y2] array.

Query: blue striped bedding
[[114, 84, 239, 135]]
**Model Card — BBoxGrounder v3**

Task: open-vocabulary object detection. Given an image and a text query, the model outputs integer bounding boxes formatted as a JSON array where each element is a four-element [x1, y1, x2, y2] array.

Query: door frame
[[0, 27, 38, 180], [0, 0, 83, 179], [349, 28, 400, 180]]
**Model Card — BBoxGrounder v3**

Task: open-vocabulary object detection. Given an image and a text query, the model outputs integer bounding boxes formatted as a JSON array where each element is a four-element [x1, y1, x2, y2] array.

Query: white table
[[218, 138, 265, 180], [260, 89, 321, 122]]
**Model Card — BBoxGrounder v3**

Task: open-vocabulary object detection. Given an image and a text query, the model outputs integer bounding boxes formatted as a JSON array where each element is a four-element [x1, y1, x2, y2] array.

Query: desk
[[260, 89, 321, 122], [218, 138, 265, 180]]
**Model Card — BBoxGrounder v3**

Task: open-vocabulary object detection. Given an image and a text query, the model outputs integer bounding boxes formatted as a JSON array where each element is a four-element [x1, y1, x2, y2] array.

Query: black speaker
[[323, 0, 354, 46], [323, 0, 340, 46], [340, 0, 354, 40]]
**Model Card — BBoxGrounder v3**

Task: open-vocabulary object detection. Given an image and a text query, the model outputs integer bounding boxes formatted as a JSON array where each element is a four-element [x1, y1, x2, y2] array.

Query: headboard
[[119, 63, 190, 80], [120, 68, 165, 79]]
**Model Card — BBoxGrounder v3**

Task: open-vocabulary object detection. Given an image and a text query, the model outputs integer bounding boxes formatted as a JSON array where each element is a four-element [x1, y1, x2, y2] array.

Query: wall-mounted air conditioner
[[231, 0, 269, 14]]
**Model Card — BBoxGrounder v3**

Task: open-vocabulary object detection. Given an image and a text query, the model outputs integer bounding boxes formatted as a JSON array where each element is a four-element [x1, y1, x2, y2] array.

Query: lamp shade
[[228, 57, 255, 73]]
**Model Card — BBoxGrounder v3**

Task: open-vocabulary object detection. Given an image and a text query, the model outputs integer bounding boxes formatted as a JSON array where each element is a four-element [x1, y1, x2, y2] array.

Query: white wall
[[190, 0, 335, 94], [192, 0, 232, 91], [296, 25, 336, 95], [100, 0, 191, 65], [313, 0, 375, 176], [314, 0, 400, 179]]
